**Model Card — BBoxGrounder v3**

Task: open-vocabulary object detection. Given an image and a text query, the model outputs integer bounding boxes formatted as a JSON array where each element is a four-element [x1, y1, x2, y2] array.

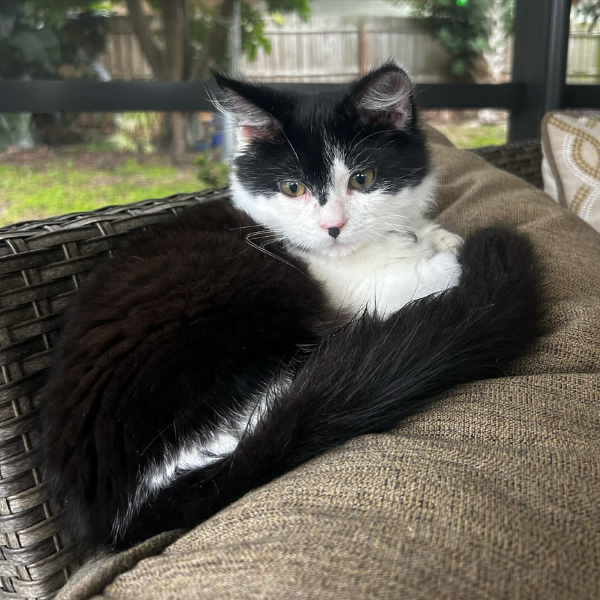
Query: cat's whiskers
[[229, 224, 265, 232], [274, 121, 301, 165], [381, 219, 418, 234], [245, 230, 277, 241], [245, 232, 311, 277]]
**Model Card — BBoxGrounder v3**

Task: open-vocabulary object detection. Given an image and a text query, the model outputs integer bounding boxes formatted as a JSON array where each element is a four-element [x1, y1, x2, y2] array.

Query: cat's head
[[215, 62, 433, 258]]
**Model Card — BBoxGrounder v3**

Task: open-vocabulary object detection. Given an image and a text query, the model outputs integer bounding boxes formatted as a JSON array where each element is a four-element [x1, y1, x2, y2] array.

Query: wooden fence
[[241, 15, 453, 83], [99, 14, 599, 85], [101, 16, 159, 81], [99, 15, 454, 83], [568, 23, 600, 84]]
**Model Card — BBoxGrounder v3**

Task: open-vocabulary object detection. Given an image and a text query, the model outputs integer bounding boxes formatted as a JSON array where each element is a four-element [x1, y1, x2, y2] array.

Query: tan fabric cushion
[[58, 134, 600, 600], [542, 110, 600, 233]]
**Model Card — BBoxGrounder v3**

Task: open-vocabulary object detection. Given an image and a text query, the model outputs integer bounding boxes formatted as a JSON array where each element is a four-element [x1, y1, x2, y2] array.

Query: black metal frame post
[[509, 0, 572, 141]]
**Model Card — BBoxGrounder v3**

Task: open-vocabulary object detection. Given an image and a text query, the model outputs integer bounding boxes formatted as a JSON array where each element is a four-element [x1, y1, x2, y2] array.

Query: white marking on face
[[230, 156, 437, 260], [318, 157, 349, 229]]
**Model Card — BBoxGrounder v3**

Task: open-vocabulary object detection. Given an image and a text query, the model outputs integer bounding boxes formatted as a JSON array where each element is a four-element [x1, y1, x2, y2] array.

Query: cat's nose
[[321, 221, 346, 239]]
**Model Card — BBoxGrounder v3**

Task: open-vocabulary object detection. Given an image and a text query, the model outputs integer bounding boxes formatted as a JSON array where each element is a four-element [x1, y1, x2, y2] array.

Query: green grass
[[0, 159, 204, 226], [433, 123, 507, 149], [0, 120, 505, 226]]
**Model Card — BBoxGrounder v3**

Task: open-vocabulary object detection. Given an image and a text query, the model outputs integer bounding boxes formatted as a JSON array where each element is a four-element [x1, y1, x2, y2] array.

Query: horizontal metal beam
[[414, 83, 523, 110], [563, 85, 600, 109], [0, 80, 524, 113], [0, 81, 215, 113]]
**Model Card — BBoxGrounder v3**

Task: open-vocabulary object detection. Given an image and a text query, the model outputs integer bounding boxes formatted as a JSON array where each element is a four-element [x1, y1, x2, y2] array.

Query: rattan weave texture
[[0, 189, 228, 599], [471, 139, 543, 189], [0, 141, 542, 599]]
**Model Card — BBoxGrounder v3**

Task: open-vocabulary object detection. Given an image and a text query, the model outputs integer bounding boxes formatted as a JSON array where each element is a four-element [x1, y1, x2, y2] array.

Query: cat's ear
[[348, 63, 414, 129], [213, 73, 280, 142]]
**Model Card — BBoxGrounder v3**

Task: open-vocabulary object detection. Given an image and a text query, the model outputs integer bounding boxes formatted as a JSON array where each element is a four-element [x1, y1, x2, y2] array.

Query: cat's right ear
[[213, 73, 280, 142], [347, 62, 414, 130]]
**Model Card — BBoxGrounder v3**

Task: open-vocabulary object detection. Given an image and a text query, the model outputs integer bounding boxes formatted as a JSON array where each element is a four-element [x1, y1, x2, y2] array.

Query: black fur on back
[[41, 198, 541, 551], [41, 199, 339, 552]]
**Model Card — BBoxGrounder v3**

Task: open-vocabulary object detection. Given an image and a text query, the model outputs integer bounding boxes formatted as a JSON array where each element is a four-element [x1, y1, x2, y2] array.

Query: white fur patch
[[230, 156, 462, 319], [305, 226, 461, 319], [114, 375, 292, 539], [229, 161, 438, 259]]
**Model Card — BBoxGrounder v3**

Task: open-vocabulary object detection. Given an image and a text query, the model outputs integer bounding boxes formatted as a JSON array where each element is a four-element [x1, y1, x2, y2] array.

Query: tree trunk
[[190, 0, 237, 82], [162, 0, 188, 157], [125, 0, 236, 155], [124, 0, 168, 80]]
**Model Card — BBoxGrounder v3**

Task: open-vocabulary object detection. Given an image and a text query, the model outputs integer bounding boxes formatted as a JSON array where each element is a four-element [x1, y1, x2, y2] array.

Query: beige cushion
[[59, 133, 600, 600], [542, 110, 600, 233]]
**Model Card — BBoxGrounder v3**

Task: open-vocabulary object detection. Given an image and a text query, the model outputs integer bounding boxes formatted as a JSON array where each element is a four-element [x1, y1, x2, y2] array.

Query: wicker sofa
[[0, 140, 547, 599]]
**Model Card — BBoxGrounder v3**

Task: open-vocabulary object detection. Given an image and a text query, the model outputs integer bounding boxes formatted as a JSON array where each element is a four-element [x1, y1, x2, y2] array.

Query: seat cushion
[[542, 110, 600, 233], [59, 132, 600, 600]]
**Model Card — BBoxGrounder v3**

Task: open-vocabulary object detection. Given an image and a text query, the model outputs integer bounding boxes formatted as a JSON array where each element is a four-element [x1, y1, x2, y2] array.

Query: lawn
[[0, 153, 204, 227], [0, 118, 507, 226], [433, 123, 507, 149]]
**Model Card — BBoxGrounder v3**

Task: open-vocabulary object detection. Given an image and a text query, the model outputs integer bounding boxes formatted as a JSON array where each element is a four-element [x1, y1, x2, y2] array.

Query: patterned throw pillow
[[541, 111, 600, 234]]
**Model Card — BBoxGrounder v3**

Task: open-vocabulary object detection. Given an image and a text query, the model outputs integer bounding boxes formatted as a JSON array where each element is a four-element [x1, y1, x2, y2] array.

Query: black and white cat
[[41, 63, 540, 554], [223, 63, 463, 317]]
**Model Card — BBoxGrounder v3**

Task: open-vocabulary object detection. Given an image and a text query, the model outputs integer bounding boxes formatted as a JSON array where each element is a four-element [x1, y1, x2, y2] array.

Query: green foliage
[[195, 153, 229, 188], [574, 0, 600, 29], [242, 2, 271, 62], [401, 0, 514, 81], [264, 0, 311, 21], [240, 0, 311, 63], [0, 0, 110, 80], [2, 0, 312, 81], [405, 0, 493, 80], [498, 0, 515, 35], [110, 113, 161, 154], [187, 0, 311, 69], [23, 0, 114, 26]]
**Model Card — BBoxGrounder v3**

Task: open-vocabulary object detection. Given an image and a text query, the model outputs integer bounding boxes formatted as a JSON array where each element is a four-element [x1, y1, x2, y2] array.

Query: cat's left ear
[[213, 73, 281, 142], [347, 63, 414, 130]]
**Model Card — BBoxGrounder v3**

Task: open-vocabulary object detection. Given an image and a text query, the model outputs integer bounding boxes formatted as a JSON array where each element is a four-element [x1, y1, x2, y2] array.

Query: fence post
[[359, 20, 369, 75], [223, 0, 242, 161], [509, 0, 571, 141]]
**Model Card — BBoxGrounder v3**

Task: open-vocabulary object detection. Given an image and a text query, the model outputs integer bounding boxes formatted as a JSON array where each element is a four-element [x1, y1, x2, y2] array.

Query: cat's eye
[[349, 169, 376, 190], [280, 181, 307, 197]]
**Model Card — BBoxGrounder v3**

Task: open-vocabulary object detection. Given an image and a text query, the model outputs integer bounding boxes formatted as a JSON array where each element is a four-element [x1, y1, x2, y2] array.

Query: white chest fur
[[304, 227, 462, 318]]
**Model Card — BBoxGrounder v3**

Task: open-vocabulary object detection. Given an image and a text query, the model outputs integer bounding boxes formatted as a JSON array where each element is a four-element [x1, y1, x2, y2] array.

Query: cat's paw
[[412, 250, 462, 302], [422, 225, 463, 254]]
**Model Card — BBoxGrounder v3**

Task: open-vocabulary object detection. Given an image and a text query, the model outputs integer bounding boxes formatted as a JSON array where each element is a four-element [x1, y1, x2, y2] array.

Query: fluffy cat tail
[[121, 227, 541, 547]]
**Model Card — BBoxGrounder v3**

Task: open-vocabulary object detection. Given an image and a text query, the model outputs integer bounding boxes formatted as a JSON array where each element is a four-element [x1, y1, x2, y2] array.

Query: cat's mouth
[[285, 235, 363, 258]]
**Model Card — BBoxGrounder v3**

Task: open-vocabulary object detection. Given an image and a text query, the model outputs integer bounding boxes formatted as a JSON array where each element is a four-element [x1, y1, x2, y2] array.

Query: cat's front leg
[[418, 221, 464, 254]]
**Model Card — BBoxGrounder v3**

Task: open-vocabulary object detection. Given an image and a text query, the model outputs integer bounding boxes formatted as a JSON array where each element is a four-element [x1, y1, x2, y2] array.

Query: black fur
[[41, 199, 338, 552], [42, 199, 540, 552], [120, 225, 541, 547]]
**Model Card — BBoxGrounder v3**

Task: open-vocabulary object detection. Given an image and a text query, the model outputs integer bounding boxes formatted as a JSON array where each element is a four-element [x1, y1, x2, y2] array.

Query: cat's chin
[[288, 238, 366, 260], [319, 241, 364, 258]]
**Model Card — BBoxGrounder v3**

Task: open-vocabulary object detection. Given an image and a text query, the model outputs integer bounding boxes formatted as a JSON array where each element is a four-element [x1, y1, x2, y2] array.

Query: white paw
[[413, 251, 462, 301], [423, 225, 464, 254]]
